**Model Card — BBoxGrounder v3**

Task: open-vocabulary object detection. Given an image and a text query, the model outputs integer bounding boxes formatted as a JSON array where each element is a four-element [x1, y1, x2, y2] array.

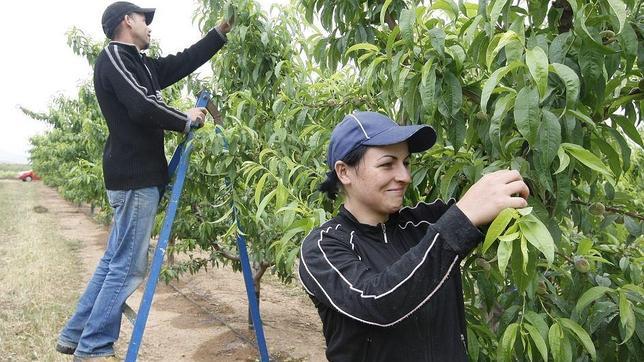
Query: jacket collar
[[337, 205, 399, 243], [108, 41, 144, 57]]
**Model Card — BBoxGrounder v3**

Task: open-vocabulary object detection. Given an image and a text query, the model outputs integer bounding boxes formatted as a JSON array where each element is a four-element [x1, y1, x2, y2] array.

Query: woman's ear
[[335, 161, 352, 186]]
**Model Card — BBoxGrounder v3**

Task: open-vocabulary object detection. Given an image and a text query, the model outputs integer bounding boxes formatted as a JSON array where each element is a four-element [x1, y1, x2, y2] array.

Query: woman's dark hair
[[319, 145, 369, 200]]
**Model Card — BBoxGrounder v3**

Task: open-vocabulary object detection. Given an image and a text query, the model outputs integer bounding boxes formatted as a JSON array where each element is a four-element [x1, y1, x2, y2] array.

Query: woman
[[298, 111, 529, 361]]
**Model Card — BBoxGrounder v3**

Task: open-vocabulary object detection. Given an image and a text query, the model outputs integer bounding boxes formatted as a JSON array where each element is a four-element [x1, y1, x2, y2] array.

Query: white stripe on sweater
[[105, 45, 187, 121]]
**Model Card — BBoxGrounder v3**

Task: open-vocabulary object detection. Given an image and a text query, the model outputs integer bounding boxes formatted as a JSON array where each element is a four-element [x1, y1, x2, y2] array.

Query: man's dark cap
[[102, 1, 155, 39]]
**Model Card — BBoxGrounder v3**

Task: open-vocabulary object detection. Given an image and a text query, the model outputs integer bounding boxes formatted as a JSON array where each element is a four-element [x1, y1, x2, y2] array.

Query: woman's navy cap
[[327, 111, 437, 168], [102, 1, 155, 39]]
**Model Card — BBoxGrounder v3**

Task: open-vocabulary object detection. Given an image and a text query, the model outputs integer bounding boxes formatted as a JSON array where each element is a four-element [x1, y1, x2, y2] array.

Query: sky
[[0, 1, 281, 164]]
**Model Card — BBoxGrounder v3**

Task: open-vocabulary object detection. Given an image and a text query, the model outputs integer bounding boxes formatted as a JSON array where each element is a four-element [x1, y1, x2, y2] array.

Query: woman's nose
[[396, 164, 411, 184]]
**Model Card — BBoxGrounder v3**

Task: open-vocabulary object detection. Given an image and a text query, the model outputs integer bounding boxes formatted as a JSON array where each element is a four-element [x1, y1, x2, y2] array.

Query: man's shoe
[[55, 342, 75, 355]]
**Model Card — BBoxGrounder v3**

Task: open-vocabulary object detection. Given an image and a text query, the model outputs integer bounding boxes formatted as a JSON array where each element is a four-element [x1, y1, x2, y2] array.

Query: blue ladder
[[125, 90, 270, 362]]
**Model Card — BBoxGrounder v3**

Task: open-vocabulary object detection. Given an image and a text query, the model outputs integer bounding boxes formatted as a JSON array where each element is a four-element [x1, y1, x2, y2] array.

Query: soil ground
[[0, 180, 326, 361]]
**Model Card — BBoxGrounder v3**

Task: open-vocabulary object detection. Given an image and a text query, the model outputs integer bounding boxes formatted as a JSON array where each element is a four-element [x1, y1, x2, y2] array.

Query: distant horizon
[[0, 149, 30, 164], [0, 161, 30, 166]]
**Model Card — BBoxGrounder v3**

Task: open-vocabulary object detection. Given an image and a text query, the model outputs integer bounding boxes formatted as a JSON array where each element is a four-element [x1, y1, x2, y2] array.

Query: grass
[[0, 163, 29, 179], [0, 180, 82, 361]]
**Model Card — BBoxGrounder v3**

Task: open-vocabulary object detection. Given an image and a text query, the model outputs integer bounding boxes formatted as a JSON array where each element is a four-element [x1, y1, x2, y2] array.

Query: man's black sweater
[[93, 29, 226, 190]]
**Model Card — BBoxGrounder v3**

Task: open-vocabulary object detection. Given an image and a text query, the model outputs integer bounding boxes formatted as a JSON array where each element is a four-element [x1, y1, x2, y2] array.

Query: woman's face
[[341, 142, 412, 224]]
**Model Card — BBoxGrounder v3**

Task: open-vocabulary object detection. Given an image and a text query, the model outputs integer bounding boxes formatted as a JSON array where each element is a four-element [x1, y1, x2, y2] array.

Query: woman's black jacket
[[298, 200, 483, 361]]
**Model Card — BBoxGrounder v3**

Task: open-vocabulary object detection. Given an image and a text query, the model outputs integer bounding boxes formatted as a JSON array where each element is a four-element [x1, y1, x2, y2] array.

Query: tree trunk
[[247, 261, 270, 329], [167, 237, 175, 265]]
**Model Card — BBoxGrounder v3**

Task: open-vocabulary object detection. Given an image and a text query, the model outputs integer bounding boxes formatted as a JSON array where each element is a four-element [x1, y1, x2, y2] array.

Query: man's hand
[[217, 19, 233, 35], [456, 170, 530, 227], [186, 107, 207, 128]]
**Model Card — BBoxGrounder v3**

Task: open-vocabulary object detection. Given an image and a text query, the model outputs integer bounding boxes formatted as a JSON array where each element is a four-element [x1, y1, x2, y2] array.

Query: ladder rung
[[123, 302, 137, 325]]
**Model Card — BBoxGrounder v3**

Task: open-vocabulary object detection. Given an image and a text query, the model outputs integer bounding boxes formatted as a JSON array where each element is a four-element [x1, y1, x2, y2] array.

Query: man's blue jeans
[[58, 187, 160, 357]]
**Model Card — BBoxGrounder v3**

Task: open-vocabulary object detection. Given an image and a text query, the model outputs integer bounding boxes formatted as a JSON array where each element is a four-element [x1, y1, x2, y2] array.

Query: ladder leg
[[236, 232, 270, 362]]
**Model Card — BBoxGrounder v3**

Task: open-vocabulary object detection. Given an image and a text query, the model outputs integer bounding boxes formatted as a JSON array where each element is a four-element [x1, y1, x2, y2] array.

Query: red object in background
[[17, 170, 41, 182]]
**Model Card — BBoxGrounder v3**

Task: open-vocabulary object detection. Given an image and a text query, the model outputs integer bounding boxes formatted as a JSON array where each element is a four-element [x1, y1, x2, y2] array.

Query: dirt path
[[9, 181, 326, 361]]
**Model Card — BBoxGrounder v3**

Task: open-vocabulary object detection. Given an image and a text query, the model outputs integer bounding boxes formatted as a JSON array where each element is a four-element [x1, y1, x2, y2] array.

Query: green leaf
[[505, 18, 525, 63], [498, 231, 519, 242], [516, 207, 533, 216], [561, 143, 614, 181], [467, 327, 480, 362], [428, 28, 447, 56], [432, 0, 459, 20], [483, 208, 515, 253], [524, 311, 549, 341], [486, 31, 520, 69], [380, 0, 393, 26], [278, 225, 307, 246], [549, 63, 580, 110], [346, 43, 379, 55], [619, 291, 636, 343], [419, 61, 437, 113], [549, 323, 564, 362], [255, 188, 276, 220], [399, 8, 415, 43], [442, 71, 463, 116], [565, 109, 595, 129], [554, 146, 570, 174], [575, 286, 613, 313], [497, 238, 513, 276], [254, 173, 269, 206], [513, 86, 541, 146], [618, 23, 638, 71], [439, 163, 462, 200], [613, 115, 644, 148], [275, 181, 288, 210], [518, 214, 555, 265], [621, 284, 644, 296], [605, 0, 627, 34], [489, 93, 515, 152], [397, 67, 411, 96], [488, 0, 510, 26], [224, 2, 235, 23], [535, 110, 561, 173], [463, 15, 483, 46], [497, 322, 519, 362], [526, 46, 549, 98], [525, 323, 548, 362], [559, 318, 597, 360], [528, 0, 548, 27], [480, 61, 524, 110], [549, 32, 573, 64], [606, 127, 632, 173], [574, 4, 616, 54], [594, 136, 622, 178], [520, 236, 529, 273]]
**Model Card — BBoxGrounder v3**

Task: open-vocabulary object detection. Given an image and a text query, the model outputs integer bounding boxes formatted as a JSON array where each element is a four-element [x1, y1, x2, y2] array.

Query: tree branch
[[211, 241, 241, 262], [571, 199, 644, 221], [253, 262, 271, 286], [384, 13, 397, 31]]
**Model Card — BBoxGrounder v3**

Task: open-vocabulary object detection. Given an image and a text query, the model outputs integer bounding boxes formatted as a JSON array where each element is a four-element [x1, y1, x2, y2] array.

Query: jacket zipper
[[381, 223, 388, 243], [461, 333, 468, 353]]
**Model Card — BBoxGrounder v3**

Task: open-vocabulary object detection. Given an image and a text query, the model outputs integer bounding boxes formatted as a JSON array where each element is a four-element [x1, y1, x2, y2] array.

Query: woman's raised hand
[[455, 170, 530, 227]]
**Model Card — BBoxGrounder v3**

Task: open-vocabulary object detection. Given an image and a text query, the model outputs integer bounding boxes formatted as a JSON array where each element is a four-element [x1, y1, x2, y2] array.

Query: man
[[56, 2, 232, 360]]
